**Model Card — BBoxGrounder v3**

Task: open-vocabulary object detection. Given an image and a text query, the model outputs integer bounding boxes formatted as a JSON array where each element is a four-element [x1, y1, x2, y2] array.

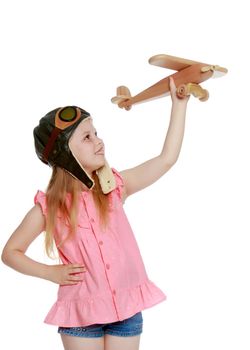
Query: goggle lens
[[59, 107, 77, 122]]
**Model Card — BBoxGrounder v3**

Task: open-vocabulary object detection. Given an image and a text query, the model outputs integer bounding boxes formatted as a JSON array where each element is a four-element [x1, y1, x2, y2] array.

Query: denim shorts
[[58, 311, 143, 338]]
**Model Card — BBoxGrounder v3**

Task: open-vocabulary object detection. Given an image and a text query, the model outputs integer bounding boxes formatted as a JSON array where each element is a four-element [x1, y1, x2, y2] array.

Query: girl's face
[[68, 118, 105, 177]]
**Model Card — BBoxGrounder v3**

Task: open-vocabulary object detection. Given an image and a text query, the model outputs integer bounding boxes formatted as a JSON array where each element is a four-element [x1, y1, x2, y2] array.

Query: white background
[[0, 1, 249, 349]]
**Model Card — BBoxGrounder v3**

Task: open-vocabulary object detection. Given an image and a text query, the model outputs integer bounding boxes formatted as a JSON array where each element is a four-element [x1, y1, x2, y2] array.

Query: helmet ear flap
[[96, 159, 116, 194], [68, 141, 116, 193], [66, 148, 95, 190]]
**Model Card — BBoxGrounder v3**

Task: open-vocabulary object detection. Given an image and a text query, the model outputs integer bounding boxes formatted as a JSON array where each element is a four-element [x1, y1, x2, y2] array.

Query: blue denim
[[58, 312, 143, 338]]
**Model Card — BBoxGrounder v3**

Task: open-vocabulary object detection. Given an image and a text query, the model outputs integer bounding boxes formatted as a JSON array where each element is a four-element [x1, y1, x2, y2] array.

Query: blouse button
[[106, 263, 110, 269], [99, 240, 103, 245], [112, 289, 116, 295], [90, 218, 95, 223]]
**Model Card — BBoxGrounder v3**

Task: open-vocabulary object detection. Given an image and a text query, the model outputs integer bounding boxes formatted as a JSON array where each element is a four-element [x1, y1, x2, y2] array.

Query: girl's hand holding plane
[[169, 76, 190, 105]]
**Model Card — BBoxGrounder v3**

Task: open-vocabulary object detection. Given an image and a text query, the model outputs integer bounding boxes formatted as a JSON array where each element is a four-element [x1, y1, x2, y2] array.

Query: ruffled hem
[[44, 279, 167, 327]]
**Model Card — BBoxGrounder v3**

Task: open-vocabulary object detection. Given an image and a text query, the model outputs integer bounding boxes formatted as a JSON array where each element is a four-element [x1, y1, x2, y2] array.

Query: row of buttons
[[99, 245, 115, 294], [81, 193, 117, 303], [104, 264, 116, 294], [89, 217, 117, 303]]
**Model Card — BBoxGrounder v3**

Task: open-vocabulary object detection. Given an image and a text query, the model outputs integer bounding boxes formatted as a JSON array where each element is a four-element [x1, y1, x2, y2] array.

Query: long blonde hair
[[44, 166, 110, 258]]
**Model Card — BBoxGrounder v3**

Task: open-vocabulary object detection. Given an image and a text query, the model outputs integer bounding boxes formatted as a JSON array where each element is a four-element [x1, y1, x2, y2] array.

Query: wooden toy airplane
[[111, 54, 228, 110]]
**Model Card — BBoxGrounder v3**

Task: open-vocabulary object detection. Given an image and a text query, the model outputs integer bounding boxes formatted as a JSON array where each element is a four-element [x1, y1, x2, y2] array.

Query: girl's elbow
[[1, 247, 21, 266], [164, 158, 177, 170], [1, 247, 10, 265]]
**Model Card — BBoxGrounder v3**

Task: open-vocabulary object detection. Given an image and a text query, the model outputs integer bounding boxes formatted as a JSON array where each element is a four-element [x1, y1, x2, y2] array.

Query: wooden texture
[[149, 54, 227, 75], [118, 63, 213, 109], [149, 54, 203, 71], [176, 83, 209, 101], [111, 54, 228, 109]]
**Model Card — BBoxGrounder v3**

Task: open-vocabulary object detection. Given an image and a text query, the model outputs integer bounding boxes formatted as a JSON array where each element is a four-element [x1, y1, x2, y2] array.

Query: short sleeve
[[111, 167, 125, 201], [34, 190, 47, 216]]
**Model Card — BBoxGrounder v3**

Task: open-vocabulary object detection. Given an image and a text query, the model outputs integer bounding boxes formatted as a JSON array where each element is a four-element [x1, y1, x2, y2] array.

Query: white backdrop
[[0, 1, 249, 349]]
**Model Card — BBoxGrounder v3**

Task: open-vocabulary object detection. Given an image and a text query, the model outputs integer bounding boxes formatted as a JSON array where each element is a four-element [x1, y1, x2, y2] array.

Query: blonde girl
[[2, 77, 189, 350]]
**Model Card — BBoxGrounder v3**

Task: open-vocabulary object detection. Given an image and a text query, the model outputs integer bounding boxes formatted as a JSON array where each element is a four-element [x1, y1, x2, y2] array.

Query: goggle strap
[[42, 127, 61, 163]]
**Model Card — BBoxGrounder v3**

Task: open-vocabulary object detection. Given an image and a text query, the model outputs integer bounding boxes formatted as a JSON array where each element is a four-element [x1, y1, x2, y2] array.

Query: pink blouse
[[34, 167, 166, 327]]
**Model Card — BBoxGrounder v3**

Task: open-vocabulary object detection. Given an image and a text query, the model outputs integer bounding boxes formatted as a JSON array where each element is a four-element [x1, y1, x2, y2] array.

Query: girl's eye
[[83, 131, 97, 141]]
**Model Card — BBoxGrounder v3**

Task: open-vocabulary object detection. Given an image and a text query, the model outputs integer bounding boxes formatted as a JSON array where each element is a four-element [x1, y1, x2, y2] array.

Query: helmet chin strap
[[69, 149, 116, 194]]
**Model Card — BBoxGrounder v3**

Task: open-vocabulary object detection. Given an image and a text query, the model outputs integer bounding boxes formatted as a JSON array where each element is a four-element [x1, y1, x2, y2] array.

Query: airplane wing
[[149, 54, 206, 71]]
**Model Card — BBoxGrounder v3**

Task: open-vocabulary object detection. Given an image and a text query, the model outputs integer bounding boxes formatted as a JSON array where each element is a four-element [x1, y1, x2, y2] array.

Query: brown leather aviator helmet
[[33, 106, 116, 194]]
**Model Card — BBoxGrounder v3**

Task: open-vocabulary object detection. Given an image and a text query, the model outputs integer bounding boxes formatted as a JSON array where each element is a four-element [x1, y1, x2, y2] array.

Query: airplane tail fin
[[111, 86, 132, 110]]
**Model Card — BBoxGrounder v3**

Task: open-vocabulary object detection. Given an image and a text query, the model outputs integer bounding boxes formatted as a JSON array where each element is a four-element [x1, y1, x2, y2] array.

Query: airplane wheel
[[176, 84, 188, 99], [199, 90, 209, 102]]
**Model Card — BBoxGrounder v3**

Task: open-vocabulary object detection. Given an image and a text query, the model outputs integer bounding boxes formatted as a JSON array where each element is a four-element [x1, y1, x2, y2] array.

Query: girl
[[1, 77, 189, 350]]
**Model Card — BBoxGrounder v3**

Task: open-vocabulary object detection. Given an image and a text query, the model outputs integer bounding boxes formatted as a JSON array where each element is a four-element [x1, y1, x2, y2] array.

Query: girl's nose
[[96, 137, 104, 148], [97, 136, 104, 144]]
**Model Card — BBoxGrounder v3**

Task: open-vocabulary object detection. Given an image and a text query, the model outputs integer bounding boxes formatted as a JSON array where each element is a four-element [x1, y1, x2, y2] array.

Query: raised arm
[[120, 77, 189, 200]]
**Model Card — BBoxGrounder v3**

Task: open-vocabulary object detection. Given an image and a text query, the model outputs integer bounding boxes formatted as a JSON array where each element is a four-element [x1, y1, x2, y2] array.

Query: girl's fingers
[[63, 281, 79, 285], [169, 76, 176, 90], [61, 275, 84, 285], [65, 276, 83, 285], [69, 275, 83, 281], [69, 267, 86, 274], [69, 264, 86, 273], [71, 264, 85, 269]]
